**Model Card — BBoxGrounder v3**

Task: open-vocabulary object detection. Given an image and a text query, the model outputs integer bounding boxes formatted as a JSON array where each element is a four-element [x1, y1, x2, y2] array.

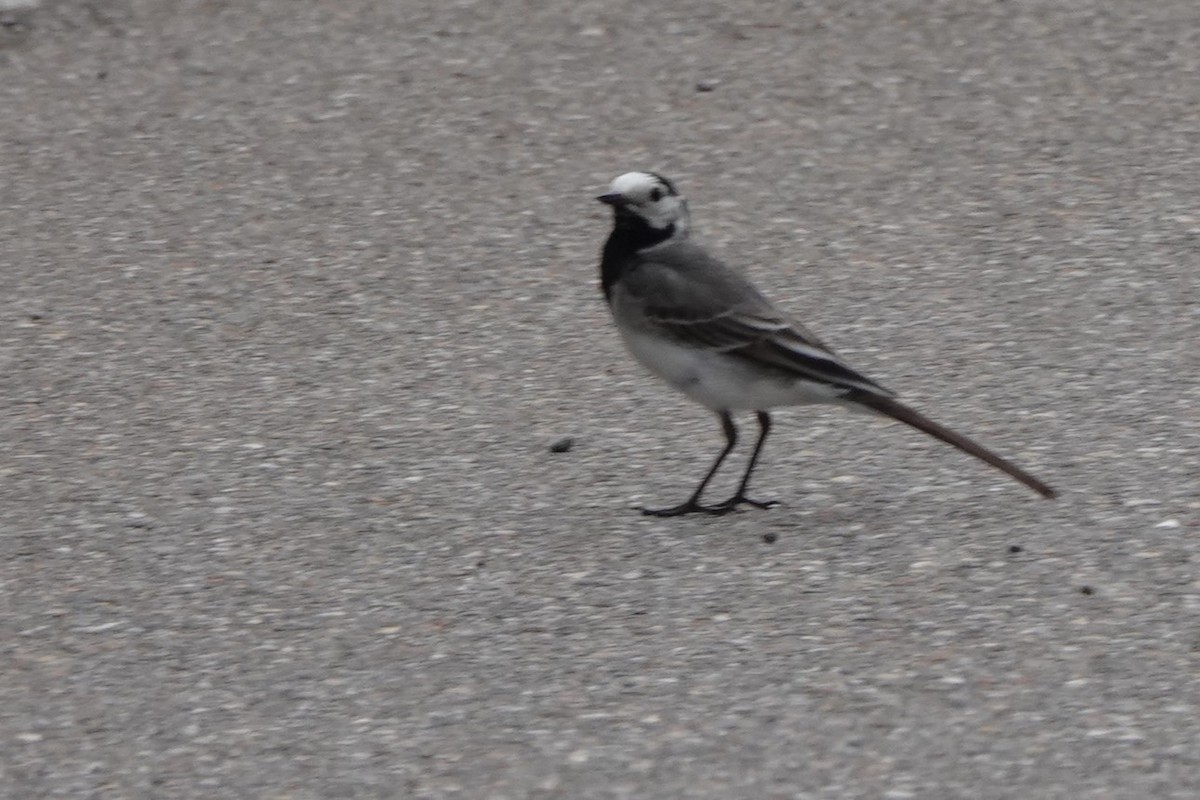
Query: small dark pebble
[[1008, 545, 1022, 554], [695, 78, 720, 92], [762, 532, 777, 544], [549, 437, 573, 453], [1080, 585, 1094, 596]]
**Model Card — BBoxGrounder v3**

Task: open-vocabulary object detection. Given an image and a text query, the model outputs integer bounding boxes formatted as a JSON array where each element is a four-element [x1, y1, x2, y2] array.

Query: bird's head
[[597, 171, 689, 237]]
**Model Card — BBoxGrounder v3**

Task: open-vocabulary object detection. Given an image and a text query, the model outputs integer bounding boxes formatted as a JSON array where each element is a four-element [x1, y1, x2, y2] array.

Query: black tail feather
[[848, 392, 1057, 499]]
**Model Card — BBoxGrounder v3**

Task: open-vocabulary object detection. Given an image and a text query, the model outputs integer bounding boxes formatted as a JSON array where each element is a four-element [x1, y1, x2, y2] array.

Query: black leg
[[641, 412, 740, 517], [709, 411, 780, 512]]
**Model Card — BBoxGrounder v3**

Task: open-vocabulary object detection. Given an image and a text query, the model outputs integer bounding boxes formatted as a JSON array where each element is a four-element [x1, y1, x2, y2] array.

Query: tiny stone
[[695, 78, 720, 92], [1080, 585, 1094, 596], [1008, 544, 1022, 554], [549, 437, 573, 453], [762, 532, 777, 544]]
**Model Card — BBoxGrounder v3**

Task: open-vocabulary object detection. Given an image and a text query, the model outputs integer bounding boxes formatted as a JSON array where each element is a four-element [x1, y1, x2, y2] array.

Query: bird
[[595, 170, 1057, 516]]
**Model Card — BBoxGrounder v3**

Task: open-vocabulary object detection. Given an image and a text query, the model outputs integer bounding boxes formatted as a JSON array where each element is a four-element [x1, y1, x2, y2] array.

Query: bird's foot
[[707, 494, 780, 513], [640, 494, 779, 517], [640, 499, 736, 517]]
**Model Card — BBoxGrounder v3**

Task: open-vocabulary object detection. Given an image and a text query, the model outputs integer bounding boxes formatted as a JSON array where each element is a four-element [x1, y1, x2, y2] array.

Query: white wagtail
[[596, 171, 1057, 517]]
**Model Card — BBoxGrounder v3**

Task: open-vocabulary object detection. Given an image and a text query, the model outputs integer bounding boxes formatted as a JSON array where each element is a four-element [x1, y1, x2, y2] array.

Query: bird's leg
[[642, 412, 741, 517], [709, 411, 780, 512]]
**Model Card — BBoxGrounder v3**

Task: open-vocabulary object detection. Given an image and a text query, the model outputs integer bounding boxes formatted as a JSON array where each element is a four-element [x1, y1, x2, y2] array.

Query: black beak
[[596, 192, 626, 207]]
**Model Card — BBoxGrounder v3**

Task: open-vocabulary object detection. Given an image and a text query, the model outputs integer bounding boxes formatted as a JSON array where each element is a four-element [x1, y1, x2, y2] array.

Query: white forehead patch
[[609, 172, 663, 197]]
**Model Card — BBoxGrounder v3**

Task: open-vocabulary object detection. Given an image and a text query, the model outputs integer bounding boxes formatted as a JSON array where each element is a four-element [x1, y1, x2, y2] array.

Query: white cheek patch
[[642, 200, 686, 231]]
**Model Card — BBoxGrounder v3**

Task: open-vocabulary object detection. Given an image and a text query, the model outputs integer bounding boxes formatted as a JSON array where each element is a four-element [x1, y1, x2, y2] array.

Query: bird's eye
[[649, 188, 664, 201]]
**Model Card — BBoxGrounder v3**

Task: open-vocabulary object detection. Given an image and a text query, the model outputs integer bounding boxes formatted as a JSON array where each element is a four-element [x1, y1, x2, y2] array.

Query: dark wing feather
[[619, 242, 894, 396]]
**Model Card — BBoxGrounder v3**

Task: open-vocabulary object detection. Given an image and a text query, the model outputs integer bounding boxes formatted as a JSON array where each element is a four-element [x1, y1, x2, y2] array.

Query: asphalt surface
[[3, 1, 1199, 797]]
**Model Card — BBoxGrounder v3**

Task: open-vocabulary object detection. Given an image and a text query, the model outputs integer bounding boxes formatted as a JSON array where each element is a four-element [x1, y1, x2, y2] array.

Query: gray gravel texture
[[3, 1, 1199, 798]]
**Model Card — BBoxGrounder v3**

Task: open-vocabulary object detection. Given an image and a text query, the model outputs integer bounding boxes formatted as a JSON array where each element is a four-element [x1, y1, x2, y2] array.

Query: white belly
[[620, 328, 847, 412]]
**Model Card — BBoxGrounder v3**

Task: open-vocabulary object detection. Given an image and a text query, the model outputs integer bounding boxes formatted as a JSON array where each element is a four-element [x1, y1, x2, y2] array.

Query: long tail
[[847, 391, 1057, 499]]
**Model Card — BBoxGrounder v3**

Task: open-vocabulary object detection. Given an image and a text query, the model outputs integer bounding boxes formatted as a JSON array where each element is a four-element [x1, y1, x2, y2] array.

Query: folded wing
[[620, 243, 895, 397]]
